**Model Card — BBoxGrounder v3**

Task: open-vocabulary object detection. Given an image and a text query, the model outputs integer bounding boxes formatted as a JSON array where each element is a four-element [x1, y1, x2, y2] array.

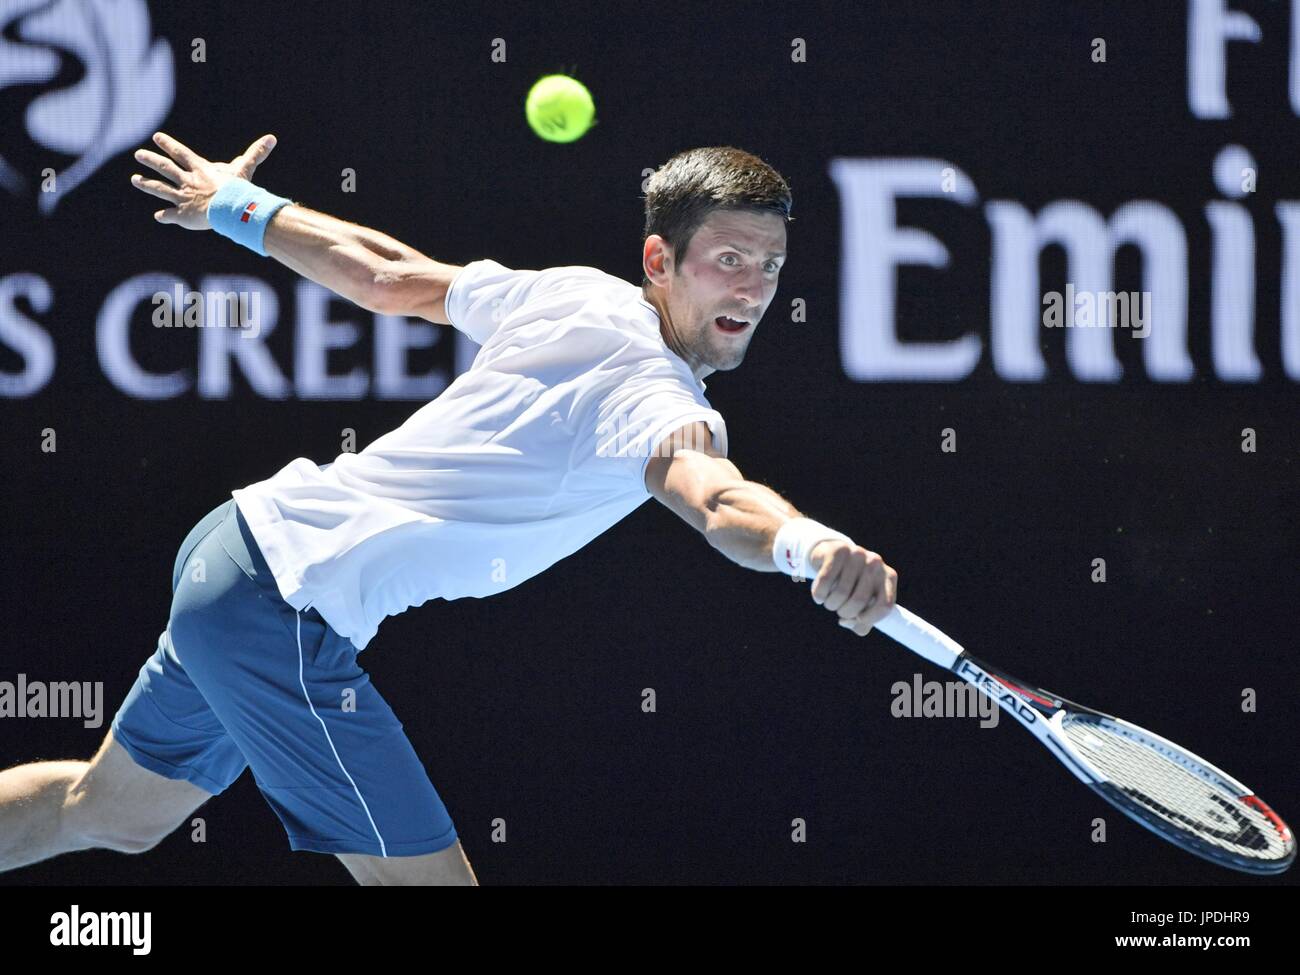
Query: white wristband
[[772, 517, 852, 580]]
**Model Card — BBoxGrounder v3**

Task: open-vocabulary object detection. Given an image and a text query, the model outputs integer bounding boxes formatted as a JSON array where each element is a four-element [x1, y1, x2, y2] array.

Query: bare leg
[[337, 840, 478, 886], [0, 729, 212, 872], [0, 757, 89, 870]]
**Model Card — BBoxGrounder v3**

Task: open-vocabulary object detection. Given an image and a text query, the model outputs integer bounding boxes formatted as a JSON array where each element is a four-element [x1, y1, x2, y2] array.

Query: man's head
[[640, 147, 793, 377]]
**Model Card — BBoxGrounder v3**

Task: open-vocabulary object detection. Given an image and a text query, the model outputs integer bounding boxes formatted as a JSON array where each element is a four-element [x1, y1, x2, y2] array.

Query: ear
[[642, 235, 672, 285]]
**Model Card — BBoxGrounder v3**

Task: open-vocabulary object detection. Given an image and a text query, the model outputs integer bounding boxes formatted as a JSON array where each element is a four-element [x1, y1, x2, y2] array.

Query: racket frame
[[872, 605, 1295, 875]]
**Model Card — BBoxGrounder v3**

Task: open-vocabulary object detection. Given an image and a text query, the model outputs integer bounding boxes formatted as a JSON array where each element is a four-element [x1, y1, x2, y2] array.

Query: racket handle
[[873, 605, 965, 670]]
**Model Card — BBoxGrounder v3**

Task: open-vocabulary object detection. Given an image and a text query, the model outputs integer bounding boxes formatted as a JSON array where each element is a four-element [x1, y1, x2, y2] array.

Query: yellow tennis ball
[[525, 75, 595, 143]]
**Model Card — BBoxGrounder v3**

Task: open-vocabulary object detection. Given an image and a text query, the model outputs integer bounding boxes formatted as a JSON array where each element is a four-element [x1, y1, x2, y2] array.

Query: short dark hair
[[640, 147, 793, 287]]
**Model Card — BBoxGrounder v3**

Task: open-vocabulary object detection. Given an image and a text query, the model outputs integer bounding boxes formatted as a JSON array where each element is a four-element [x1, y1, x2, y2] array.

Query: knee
[[360, 841, 478, 885], [61, 779, 169, 855]]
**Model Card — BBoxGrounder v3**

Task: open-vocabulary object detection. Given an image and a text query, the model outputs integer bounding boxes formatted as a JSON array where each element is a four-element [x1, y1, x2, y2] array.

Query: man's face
[[647, 208, 787, 373]]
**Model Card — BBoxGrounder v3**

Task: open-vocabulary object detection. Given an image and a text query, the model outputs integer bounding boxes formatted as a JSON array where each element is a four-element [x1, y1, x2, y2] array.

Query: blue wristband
[[207, 177, 294, 256]]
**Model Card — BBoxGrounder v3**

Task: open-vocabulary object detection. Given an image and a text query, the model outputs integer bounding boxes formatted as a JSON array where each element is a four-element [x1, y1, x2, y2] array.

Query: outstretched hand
[[130, 131, 278, 229], [807, 539, 899, 636]]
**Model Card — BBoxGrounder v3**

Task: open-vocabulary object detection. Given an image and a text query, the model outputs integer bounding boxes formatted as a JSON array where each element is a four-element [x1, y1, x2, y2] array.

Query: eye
[[720, 254, 739, 266], [764, 261, 780, 273]]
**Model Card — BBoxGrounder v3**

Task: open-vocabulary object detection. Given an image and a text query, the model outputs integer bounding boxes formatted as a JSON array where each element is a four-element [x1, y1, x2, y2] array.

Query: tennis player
[[0, 134, 897, 885]]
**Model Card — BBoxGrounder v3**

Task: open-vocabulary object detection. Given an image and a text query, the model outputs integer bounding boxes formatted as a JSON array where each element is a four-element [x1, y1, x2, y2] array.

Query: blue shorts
[[110, 498, 459, 857]]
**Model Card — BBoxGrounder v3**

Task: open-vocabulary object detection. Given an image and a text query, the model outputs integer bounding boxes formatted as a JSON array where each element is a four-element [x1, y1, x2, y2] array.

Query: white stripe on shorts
[[293, 610, 388, 857]]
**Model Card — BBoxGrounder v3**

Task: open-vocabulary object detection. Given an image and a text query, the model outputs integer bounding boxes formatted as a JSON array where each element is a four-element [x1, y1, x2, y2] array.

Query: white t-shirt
[[231, 259, 729, 651]]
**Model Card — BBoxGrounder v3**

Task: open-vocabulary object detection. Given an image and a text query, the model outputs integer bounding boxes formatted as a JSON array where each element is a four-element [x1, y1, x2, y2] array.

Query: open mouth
[[714, 315, 750, 333]]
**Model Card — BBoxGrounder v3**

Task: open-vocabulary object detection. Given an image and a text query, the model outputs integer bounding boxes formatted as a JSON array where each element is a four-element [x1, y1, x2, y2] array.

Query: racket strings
[[1061, 716, 1290, 861]]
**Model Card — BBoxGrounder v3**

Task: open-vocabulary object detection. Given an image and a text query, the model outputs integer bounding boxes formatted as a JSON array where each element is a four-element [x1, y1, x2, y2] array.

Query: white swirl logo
[[0, 0, 173, 214]]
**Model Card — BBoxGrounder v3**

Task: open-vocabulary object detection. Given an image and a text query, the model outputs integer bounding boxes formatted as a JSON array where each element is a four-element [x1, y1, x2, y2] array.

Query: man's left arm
[[130, 131, 461, 324]]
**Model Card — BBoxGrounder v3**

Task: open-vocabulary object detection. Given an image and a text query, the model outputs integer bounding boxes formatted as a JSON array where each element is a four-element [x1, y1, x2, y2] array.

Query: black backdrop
[[1, 0, 1296, 885]]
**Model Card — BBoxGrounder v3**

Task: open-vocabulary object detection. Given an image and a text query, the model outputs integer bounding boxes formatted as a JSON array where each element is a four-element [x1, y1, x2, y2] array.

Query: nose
[[734, 265, 765, 308]]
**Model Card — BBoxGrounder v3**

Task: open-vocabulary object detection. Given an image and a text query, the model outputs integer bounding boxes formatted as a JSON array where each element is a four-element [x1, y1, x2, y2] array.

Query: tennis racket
[[873, 605, 1295, 875]]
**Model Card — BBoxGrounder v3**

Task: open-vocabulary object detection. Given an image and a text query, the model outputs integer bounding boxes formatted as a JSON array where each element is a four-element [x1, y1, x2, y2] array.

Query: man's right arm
[[644, 421, 898, 635]]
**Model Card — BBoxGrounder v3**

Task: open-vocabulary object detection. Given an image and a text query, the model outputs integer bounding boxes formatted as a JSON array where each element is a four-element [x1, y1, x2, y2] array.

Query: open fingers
[[133, 148, 185, 184], [130, 174, 185, 204], [152, 131, 200, 170], [237, 134, 277, 171]]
